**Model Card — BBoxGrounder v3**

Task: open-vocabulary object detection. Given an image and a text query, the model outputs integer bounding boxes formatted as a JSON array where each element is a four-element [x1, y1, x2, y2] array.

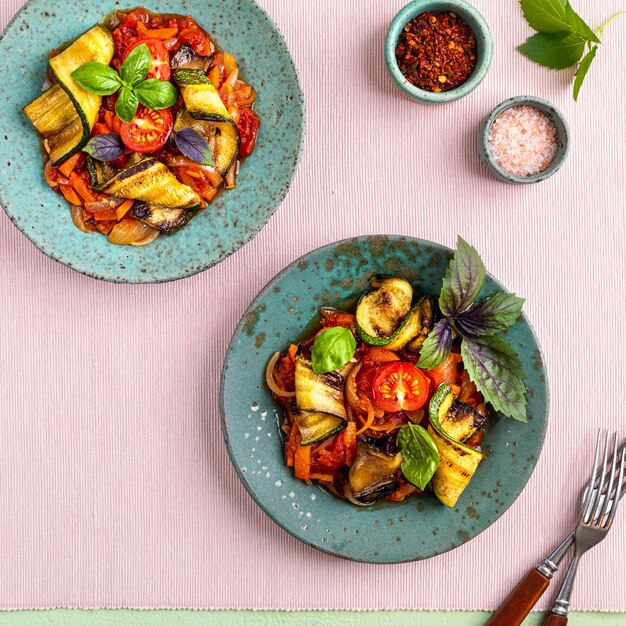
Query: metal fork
[[542, 432, 626, 625], [486, 434, 626, 626]]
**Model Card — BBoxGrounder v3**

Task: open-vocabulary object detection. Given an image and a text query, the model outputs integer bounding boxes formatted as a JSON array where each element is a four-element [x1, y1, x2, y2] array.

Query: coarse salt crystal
[[487, 105, 558, 177]]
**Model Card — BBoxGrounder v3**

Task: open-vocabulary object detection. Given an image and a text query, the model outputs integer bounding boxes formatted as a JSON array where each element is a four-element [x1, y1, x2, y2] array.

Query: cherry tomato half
[[123, 38, 171, 81], [237, 108, 260, 157], [372, 362, 430, 413], [120, 106, 173, 153]]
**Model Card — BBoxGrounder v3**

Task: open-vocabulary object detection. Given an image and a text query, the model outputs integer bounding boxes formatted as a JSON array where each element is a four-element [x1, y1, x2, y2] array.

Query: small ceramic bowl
[[385, 0, 492, 103], [479, 96, 570, 184]]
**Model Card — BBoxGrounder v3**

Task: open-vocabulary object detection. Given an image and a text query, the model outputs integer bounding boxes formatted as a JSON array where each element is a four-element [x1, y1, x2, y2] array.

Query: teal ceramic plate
[[0, 0, 304, 283], [221, 235, 549, 563]]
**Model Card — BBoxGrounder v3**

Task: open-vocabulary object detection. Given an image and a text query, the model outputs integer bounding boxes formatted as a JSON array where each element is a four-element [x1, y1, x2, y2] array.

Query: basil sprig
[[417, 236, 527, 422], [517, 0, 622, 100], [71, 44, 177, 123], [397, 424, 440, 490], [311, 327, 356, 375]]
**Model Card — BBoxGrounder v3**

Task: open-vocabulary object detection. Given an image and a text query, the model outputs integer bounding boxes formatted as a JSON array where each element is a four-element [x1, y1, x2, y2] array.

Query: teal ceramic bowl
[[384, 0, 492, 103], [220, 235, 549, 563], [0, 0, 304, 283], [479, 96, 570, 184]]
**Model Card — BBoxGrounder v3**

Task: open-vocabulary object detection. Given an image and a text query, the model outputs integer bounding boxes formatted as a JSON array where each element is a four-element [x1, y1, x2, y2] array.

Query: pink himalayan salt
[[487, 105, 558, 177]]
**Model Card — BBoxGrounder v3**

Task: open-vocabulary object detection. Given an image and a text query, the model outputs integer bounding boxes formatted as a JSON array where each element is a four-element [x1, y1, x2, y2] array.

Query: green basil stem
[[596, 11, 623, 38]]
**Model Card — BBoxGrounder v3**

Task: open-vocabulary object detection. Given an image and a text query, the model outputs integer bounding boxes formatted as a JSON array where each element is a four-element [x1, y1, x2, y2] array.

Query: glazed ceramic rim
[[480, 96, 570, 184], [220, 234, 550, 563], [384, 0, 492, 103], [0, 0, 306, 284]]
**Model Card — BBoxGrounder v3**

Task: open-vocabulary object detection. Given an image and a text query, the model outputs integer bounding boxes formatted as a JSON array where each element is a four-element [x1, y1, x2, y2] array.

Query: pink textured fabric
[[1, 0, 625, 612]]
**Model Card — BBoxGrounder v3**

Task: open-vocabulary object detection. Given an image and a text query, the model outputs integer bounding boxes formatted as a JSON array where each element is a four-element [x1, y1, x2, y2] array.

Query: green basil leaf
[[461, 335, 528, 422], [518, 31, 586, 69], [397, 424, 440, 490], [564, 3, 600, 43], [573, 45, 598, 100], [455, 292, 525, 336], [115, 86, 139, 124], [416, 319, 453, 370], [519, 0, 570, 33], [135, 79, 178, 110], [439, 236, 486, 317], [311, 327, 356, 375], [120, 43, 151, 86], [71, 62, 122, 96]]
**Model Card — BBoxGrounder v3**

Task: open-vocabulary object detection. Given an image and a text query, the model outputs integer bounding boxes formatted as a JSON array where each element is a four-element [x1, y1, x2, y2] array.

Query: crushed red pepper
[[395, 11, 477, 93]]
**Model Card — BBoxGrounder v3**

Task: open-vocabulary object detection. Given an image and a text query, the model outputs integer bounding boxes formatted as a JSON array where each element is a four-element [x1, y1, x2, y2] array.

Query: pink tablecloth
[[1, 0, 625, 612]]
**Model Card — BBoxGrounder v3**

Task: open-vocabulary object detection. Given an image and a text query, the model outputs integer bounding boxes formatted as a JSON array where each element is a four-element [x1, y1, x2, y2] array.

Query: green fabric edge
[[0, 611, 621, 625]]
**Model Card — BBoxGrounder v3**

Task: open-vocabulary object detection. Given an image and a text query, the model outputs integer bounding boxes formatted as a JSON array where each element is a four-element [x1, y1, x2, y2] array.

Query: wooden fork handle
[[485, 568, 551, 626], [543, 612, 568, 625]]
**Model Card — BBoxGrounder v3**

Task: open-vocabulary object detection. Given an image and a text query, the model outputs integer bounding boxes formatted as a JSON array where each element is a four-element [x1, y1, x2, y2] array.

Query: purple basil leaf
[[416, 318, 453, 370], [82, 133, 125, 162], [455, 292, 525, 336], [174, 128, 215, 166], [461, 335, 527, 422], [439, 236, 486, 317]]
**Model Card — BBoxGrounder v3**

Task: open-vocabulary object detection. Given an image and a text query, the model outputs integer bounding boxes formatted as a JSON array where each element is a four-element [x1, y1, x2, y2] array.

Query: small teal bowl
[[384, 0, 492, 103], [478, 96, 570, 184]]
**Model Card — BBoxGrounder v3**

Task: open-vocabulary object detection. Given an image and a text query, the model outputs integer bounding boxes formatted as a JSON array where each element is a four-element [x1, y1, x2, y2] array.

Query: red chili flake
[[395, 11, 477, 92]]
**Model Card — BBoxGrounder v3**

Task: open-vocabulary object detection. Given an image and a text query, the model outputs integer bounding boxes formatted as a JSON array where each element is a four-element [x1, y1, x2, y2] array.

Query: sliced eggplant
[[294, 356, 347, 419], [347, 442, 402, 504], [428, 383, 484, 507], [24, 25, 115, 165], [293, 411, 346, 446], [170, 43, 212, 72], [355, 276, 413, 346], [130, 202, 192, 234]]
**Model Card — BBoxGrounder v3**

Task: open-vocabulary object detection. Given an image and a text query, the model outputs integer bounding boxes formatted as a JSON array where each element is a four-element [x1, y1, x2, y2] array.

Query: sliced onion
[[265, 352, 296, 398], [225, 162, 237, 189], [163, 37, 178, 50], [84, 196, 125, 214], [69, 205, 92, 233], [165, 156, 218, 173], [107, 217, 159, 246]]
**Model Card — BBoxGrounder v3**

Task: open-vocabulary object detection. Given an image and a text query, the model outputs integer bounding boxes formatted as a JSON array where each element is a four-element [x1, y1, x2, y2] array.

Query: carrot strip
[[69, 172, 97, 203], [139, 26, 178, 39], [344, 422, 357, 466], [58, 153, 82, 178], [294, 444, 311, 480], [308, 473, 334, 482], [115, 199, 134, 221], [208, 66, 222, 89], [103, 110, 116, 130], [59, 184, 82, 206], [94, 208, 119, 222]]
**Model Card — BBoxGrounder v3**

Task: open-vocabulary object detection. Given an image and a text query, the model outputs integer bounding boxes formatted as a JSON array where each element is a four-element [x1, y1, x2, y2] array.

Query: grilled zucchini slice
[[24, 25, 115, 165], [172, 69, 240, 175], [385, 296, 435, 350], [294, 356, 348, 419], [170, 44, 213, 73], [131, 202, 192, 234], [429, 383, 487, 443], [356, 276, 414, 346], [293, 411, 346, 446], [428, 383, 485, 507]]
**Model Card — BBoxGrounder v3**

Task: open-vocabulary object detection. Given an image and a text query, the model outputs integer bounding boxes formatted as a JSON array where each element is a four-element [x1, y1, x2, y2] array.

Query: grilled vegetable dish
[[267, 276, 489, 507], [24, 7, 260, 245], [266, 240, 528, 508]]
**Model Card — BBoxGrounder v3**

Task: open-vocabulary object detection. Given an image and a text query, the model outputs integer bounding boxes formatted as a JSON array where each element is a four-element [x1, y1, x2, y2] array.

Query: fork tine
[[604, 448, 626, 529], [584, 430, 605, 523], [601, 433, 619, 521], [591, 431, 613, 523]]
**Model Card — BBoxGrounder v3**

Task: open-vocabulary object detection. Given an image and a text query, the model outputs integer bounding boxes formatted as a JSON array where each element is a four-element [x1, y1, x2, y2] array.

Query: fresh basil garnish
[[135, 79, 178, 110], [461, 335, 528, 423], [311, 327, 356, 375], [417, 236, 528, 420], [416, 318, 453, 371], [174, 128, 215, 166], [397, 424, 440, 490], [71, 46, 178, 122], [119, 43, 151, 86], [115, 86, 139, 124], [82, 133, 125, 162], [72, 62, 123, 95]]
